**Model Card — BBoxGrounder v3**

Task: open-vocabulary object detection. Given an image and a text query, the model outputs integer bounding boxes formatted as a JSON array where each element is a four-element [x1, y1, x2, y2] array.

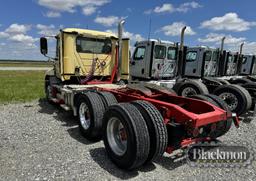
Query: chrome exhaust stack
[[117, 20, 125, 81], [239, 42, 244, 56], [220, 37, 226, 53], [180, 26, 186, 52]]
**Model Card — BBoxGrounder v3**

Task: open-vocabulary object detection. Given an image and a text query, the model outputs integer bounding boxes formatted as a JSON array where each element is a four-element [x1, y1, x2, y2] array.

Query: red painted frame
[[96, 86, 237, 154]]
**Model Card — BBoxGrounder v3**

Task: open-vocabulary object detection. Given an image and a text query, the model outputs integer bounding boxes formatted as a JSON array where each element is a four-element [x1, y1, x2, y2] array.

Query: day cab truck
[[129, 29, 251, 116], [40, 21, 238, 170]]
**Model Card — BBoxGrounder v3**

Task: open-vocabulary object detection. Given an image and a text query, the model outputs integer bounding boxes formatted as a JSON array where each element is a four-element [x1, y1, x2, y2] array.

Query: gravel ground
[[0, 99, 256, 181]]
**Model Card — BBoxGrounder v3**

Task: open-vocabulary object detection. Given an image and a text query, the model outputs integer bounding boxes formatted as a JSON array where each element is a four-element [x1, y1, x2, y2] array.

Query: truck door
[[240, 55, 254, 75], [130, 41, 153, 79], [159, 46, 177, 78], [251, 56, 256, 75], [203, 50, 218, 77], [151, 43, 166, 79], [226, 54, 237, 76], [184, 48, 203, 78]]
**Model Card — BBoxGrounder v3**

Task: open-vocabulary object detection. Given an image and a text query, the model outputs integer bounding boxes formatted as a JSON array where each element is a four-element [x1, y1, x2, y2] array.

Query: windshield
[[76, 37, 112, 54]]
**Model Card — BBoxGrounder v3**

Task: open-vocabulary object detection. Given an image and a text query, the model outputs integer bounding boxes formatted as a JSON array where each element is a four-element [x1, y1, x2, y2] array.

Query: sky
[[0, 0, 256, 60]]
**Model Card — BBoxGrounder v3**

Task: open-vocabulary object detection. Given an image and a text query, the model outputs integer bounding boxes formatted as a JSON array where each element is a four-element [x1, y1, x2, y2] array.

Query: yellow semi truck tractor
[[40, 21, 238, 170]]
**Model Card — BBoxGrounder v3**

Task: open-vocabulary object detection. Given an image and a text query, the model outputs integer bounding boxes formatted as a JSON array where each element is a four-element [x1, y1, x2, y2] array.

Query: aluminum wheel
[[79, 102, 91, 130], [107, 117, 127, 156], [181, 87, 197, 97], [219, 92, 238, 111]]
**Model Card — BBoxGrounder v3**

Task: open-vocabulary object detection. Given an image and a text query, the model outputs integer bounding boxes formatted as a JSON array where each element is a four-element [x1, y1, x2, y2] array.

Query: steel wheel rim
[[181, 87, 197, 97], [79, 102, 91, 130], [107, 117, 127, 156], [219, 92, 238, 111]]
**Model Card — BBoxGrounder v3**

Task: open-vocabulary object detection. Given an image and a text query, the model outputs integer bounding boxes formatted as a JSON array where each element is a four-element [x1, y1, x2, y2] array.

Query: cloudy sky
[[0, 0, 255, 60]]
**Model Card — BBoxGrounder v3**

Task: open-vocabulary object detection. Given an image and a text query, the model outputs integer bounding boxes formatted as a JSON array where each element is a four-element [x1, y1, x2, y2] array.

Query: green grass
[[0, 71, 45, 104], [0, 61, 52, 67]]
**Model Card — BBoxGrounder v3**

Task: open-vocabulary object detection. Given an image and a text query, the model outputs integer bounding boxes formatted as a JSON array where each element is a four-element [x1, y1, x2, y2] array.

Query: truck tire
[[217, 79, 230, 85], [204, 94, 232, 137], [131, 101, 168, 163], [230, 84, 252, 110], [213, 85, 250, 116], [103, 103, 150, 170], [190, 94, 219, 106], [173, 80, 209, 97], [97, 92, 118, 109], [76, 92, 105, 141]]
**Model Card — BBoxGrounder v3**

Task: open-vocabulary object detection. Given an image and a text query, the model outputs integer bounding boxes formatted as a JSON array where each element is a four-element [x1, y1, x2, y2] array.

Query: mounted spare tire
[[213, 84, 251, 116], [173, 79, 209, 97]]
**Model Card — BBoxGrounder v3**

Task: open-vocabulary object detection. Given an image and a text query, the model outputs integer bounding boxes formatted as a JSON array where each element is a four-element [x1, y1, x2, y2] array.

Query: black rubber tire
[[217, 79, 230, 85], [103, 103, 150, 170], [76, 92, 105, 141], [204, 94, 233, 137], [190, 94, 219, 106], [173, 79, 209, 97], [131, 101, 168, 163], [213, 85, 250, 116], [231, 84, 252, 110], [97, 91, 118, 109]]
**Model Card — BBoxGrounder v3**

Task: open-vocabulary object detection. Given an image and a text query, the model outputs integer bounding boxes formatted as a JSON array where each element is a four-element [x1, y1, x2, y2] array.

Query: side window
[[167, 47, 177, 60], [204, 51, 212, 62], [154, 45, 166, 59], [186, 51, 197, 62], [133, 46, 146, 60]]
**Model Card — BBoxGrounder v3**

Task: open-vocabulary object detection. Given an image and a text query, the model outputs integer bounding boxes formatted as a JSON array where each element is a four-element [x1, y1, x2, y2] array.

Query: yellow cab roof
[[61, 28, 118, 39]]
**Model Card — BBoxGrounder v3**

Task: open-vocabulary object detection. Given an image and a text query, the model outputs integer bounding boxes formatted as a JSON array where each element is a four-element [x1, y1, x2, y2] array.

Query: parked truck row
[[40, 21, 250, 170]]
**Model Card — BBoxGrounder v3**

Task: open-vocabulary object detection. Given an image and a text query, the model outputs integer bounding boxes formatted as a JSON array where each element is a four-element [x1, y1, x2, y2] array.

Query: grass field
[[0, 71, 45, 104], [0, 61, 52, 67]]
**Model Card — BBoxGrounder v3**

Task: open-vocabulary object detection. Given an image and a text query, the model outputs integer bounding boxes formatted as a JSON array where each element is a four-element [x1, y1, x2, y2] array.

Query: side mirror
[[40, 37, 48, 55]]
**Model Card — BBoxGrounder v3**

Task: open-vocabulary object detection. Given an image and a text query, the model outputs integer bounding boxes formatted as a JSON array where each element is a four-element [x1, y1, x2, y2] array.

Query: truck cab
[[218, 51, 239, 77], [240, 55, 256, 75], [130, 40, 178, 80], [41, 28, 129, 83], [183, 47, 219, 78]]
